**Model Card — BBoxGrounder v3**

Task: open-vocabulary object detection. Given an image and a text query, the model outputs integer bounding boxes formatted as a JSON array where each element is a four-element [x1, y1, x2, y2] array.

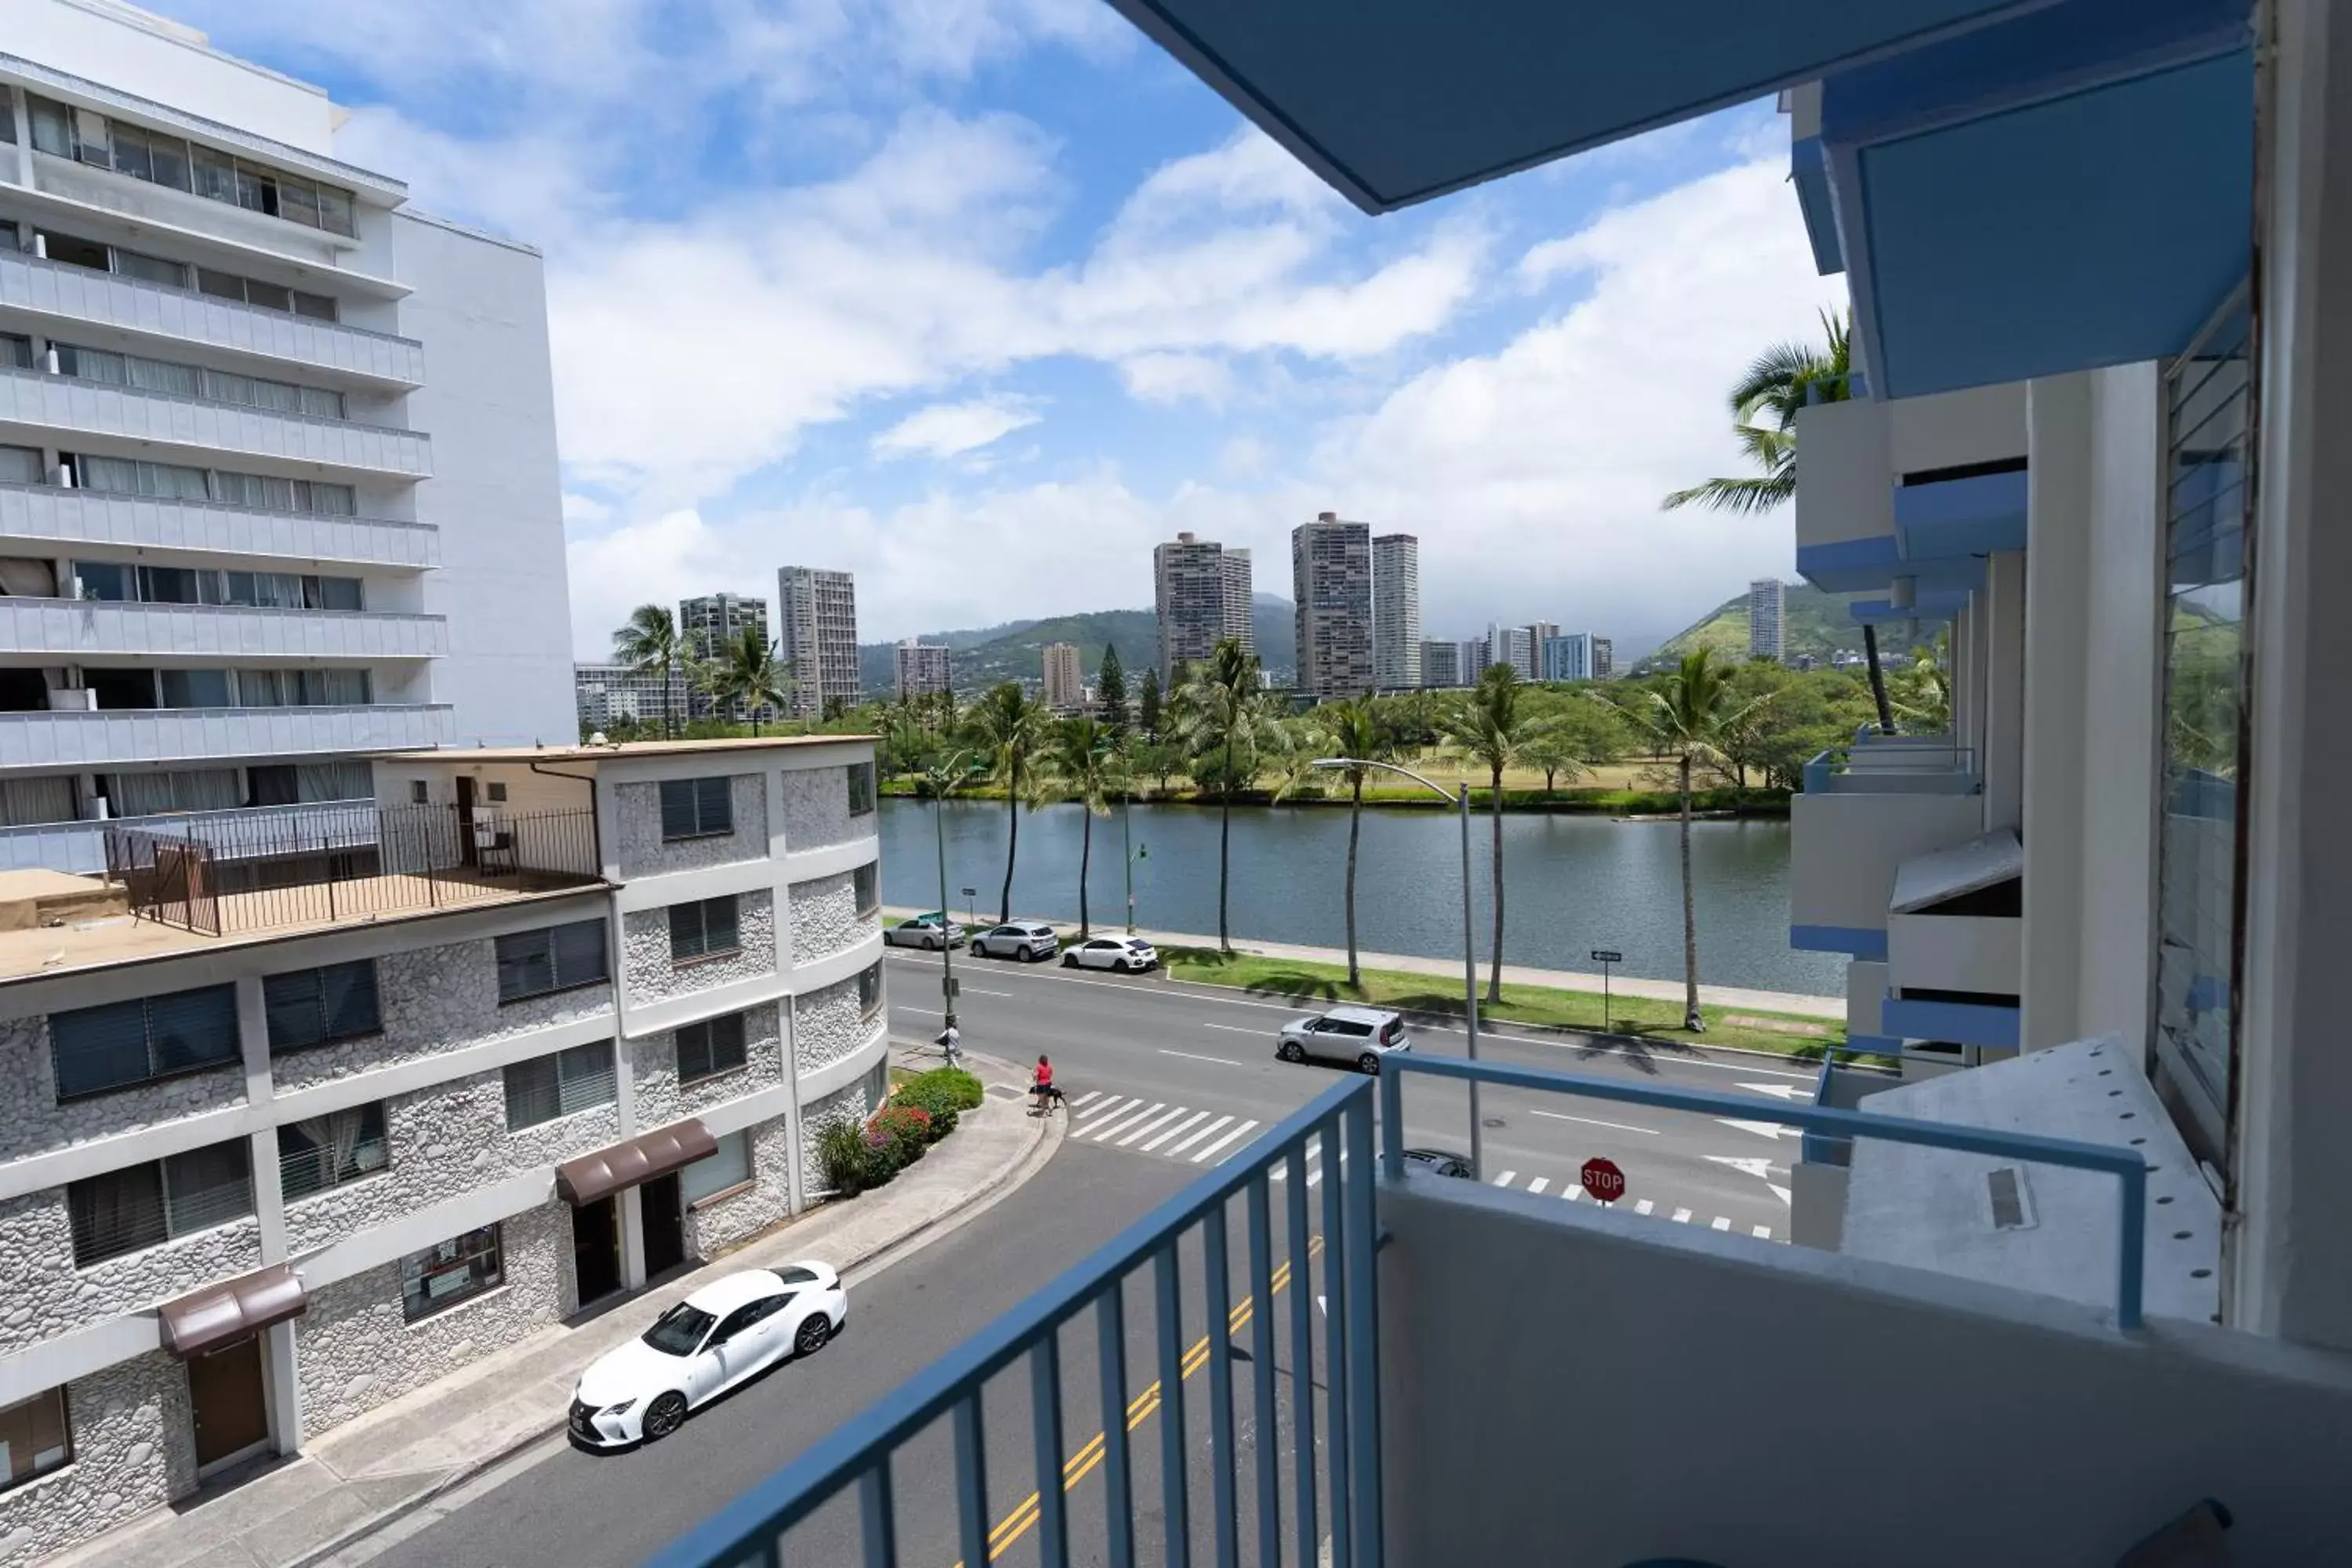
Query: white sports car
[[1062, 935, 1160, 972], [569, 1262, 846, 1447]]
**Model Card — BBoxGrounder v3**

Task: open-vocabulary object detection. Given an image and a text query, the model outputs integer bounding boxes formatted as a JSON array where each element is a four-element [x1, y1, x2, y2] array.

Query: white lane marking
[[1563, 1185, 1584, 1202], [1078, 1096, 1139, 1123], [1069, 1090, 1103, 1109], [1751, 1225, 1773, 1239], [1710, 1216, 1732, 1232], [1162, 1115, 1230, 1157], [1140, 1110, 1210, 1152], [1087, 1102, 1165, 1142], [1192, 1119, 1259, 1163], [1491, 1171, 1518, 1188], [1527, 1109, 1659, 1135], [1717, 1118, 1803, 1142], [1116, 1105, 1191, 1147], [1704, 1155, 1780, 1180], [1526, 1177, 1550, 1195], [1739, 1081, 1814, 1102], [1769, 1183, 1793, 1207], [1634, 1200, 1655, 1216], [898, 1005, 943, 1015], [1671, 1207, 1693, 1225], [1202, 1023, 1265, 1035], [1159, 1049, 1242, 1066]]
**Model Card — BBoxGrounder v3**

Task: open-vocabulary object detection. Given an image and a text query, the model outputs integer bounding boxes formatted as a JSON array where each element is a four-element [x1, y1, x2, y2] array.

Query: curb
[[284, 1071, 1058, 1568]]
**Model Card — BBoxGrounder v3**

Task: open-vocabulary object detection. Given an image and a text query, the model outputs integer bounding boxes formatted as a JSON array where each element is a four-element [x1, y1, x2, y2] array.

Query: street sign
[[942, 977, 960, 998], [1580, 1156, 1626, 1204], [1590, 949, 1622, 1033], [1590, 949, 1622, 964]]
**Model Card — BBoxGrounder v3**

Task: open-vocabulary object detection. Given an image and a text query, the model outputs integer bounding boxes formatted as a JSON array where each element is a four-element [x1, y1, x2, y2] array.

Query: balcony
[[1791, 752, 1986, 957], [0, 702, 452, 768], [0, 596, 445, 662], [0, 250, 425, 389], [0, 799, 365, 876], [0, 368, 430, 480], [648, 1055, 2352, 1568], [0, 481, 437, 569]]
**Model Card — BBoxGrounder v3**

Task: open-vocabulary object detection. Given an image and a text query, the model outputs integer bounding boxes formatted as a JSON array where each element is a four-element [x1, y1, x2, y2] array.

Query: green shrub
[[816, 1120, 875, 1195], [898, 1067, 983, 1111], [892, 1080, 963, 1139]]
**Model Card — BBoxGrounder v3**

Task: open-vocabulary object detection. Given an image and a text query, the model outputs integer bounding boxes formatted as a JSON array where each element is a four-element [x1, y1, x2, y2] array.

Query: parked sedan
[[884, 913, 964, 950], [971, 921, 1061, 961], [1276, 1005, 1412, 1074], [1062, 935, 1159, 972], [569, 1263, 846, 1448], [1403, 1148, 1473, 1179]]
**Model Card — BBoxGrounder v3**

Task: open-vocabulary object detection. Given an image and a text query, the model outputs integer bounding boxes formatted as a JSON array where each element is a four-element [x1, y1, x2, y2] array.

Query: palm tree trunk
[[1000, 786, 1018, 924], [1486, 767, 1505, 1006], [1862, 623, 1895, 735], [1077, 808, 1093, 938], [1679, 752, 1704, 1032], [1218, 738, 1236, 953], [1345, 775, 1363, 988]]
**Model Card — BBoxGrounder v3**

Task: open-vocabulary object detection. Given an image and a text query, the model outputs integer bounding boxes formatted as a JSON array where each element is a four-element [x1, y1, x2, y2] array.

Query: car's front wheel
[[1279, 1040, 1305, 1063], [795, 1314, 833, 1356], [641, 1391, 688, 1442]]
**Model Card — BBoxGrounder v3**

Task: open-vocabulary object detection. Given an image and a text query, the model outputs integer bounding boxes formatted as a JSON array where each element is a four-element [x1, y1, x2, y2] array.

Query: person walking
[[935, 1020, 962, 1067], [1030, 1053, 1063, 1116]]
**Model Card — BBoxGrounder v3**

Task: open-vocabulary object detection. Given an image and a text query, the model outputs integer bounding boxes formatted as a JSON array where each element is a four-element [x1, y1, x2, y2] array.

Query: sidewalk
[[51, 1048, 1061, 1568], [885, 907, 1844, 1019]]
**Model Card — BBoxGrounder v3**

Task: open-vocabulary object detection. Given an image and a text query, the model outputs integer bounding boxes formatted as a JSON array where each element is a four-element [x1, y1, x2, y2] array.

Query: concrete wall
[[0, 1184, 261, 1357], [1789, 792, 1987, 938], [0, 1348, 194, 1567], [1377, 1174, 2352, 1567], [792, 972, 880, 1077], [684, 1114, 795, 1259], [0, 1014, 248, 1162], [613, 775, 770, 880], [620, 892, 778, 1006], [630, 1002, 784, 1131], [781, 766, 856, 851], [788, 871, 873, 966]]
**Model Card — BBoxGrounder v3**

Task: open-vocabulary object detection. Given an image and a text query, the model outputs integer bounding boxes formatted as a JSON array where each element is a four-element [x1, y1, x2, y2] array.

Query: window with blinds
[[49, 984, 239, 1101], [495, 919, 608, 1003], [263, 960, 381, 1053], [659, 776, 733, 840], [67, 1142, 253, 1265], [670, 896, 741, 962], [2153, 286, 2255, 1168], [503, 1041, 616, 1130], [677, 1011, 749, 1085]]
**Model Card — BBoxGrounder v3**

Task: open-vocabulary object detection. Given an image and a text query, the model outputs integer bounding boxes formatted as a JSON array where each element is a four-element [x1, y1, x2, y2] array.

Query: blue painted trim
[[1795, 532, 1900, 592], [1849, 586, 1970, 625], [1791, 136, 1845, 274], [1895, 469, 2029, 559], [1881, 994, 2022, 1048], [1790, 924, 1889, 960]]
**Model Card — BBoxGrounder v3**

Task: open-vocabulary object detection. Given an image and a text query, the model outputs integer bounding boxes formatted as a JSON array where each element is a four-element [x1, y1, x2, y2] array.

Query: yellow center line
[[953, 1235, 1325, 1565]]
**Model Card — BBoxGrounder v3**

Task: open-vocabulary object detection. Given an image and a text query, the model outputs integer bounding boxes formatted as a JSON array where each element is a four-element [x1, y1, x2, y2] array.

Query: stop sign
[[1581, 1157, 1626, 1204]]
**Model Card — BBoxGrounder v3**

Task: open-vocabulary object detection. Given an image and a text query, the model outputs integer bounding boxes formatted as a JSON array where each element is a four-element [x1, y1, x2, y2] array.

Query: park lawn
[[1153, 945, 1876, 1063]]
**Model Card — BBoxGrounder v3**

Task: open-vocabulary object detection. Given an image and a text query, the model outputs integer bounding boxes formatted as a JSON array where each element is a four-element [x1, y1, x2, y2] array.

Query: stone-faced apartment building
[[0, 735, 883, 1563]]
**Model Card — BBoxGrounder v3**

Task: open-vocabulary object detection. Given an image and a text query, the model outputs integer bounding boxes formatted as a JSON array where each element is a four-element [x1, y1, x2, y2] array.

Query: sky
[[175, 0, 1849, 662]]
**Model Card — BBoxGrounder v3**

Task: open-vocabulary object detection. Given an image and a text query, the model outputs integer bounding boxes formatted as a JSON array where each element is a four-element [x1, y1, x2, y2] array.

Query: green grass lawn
[[1151, 945, 1875, 1064]]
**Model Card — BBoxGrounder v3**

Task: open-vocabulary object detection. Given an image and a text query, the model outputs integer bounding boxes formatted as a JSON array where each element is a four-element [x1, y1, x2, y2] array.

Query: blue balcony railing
[[653, 1076, 1383, 1568]]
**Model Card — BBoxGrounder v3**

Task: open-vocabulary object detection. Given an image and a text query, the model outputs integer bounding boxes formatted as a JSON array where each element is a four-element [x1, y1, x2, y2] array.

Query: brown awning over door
[[556, 1118, 719, 1207], [159, 1263, 307, 1359]]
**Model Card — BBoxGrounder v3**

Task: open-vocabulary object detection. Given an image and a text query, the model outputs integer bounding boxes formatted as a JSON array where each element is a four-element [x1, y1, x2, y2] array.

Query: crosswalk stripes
[[1062, 1088, 1258, 1167], [1483, 1171, 1779, 1241]]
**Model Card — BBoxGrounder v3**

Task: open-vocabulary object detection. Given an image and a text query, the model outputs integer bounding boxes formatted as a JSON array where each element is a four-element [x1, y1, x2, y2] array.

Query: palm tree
[[967, 682, 1050, 924], [1446, 664, 1544, 1004], [1321, 698, 1389, 988], [706, 628, 790, 735], [1175, 637, 1272, 953], [611, 604, 684, 737], [1044, 716, 1117, 937], [1647, 649, 1774, 1032]]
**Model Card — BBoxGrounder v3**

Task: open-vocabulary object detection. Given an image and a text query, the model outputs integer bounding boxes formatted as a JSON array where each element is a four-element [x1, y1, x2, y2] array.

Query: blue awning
[[1105, 0, 2056, 213], [1895, 469, 2030, 561]]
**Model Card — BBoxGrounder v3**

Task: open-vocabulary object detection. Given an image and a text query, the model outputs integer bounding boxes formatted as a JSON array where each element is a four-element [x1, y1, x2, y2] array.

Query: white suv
[[1276, 1006, 1411, 1074], [971, 921, 1060, 961]]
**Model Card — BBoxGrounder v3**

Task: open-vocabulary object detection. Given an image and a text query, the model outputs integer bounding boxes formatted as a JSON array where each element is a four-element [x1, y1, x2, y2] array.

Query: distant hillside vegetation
[[858, 593, 1297, 695], [1638, 581, 1926, 671]]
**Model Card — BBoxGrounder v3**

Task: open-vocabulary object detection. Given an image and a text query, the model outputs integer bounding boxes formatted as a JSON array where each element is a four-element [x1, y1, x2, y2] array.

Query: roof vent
[[1984, 1166, 2037, 1231]]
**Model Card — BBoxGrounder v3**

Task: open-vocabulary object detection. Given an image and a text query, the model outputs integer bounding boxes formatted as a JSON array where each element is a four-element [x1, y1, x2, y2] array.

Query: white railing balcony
[[0, 250, 425, 389], [1791, 789, 1987, 957], [0, 702, 452, 768], [0, 481, 437, 570], [0, 597, 445, 662], [1794, 397, 1899, 593], [0, 368, 430, 480], [0, 799, 368, 876]]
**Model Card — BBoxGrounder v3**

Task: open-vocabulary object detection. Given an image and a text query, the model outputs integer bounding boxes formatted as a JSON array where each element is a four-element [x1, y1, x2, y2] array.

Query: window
[[0, 1388, 72, 1496], [1, 334, 31, 371], [659, 777, 733, 840], [681, 1131, 753, 1204], [263, 960, 380, 1053], [278, 1102, 388, 1200], [113, 248, 185, 289], [486, 782, 509, 804], [495, 919, 608, 1002], [0, 445, 43, 486], [67, 1142, 253, 1266], [53, 341, 345, 419], [853, 862, 880, 916], [858, 961, 883, 1017], [158, 669, 232, 709], [409, 780, 430, 804], [21, 96, 358, 235], [846, 762, 877, 816], [50, 983, 238, 1100], [503, 1041, 616, 1130], [670, 896, 741, 962], [676, 1011, 748, 1085], [27, 97, 70, 159], [400, 1225, 503, 1322]]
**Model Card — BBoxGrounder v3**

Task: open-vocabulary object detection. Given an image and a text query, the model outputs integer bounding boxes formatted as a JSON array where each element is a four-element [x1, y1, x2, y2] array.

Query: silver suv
[[971, 921, 1060, 961], [1276, 1006, 1410, 1074]]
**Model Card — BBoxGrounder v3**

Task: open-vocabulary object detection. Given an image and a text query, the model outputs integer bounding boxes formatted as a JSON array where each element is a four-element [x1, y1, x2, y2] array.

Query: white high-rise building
[[1041, 642, 1084, 711], [1541, 633, 1599, 682], [895, 639, 950, 700], [1486, 622, 1537, 681], [0, 3, 573, 873], [1457, 636, 1491, 680], [1153, 532, 1251, 683], [1372, 532, 1421, 689], [1419, 639, 1461, 688], [679, 593, 770, 722], [1293, 511, 1373, 699], [575, 662, 690, 734], [1749, 578, 1788, 662], [777, 566, 861, 718]]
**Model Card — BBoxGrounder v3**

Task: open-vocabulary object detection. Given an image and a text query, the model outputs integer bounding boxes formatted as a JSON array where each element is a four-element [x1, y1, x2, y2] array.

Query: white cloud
[[1120, 352, 1234, 408], [561, 492, 612, 524], [872, 396, 1045, 459]]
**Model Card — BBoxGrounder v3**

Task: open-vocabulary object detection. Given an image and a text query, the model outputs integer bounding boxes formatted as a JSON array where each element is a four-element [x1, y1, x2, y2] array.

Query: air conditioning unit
[[46, 688, 96, 712]]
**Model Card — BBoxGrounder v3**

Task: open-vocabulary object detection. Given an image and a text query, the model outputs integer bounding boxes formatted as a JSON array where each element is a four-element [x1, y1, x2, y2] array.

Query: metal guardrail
[[1377, 1054, 2153, 1330], [652, 1077, 1383, 1568]]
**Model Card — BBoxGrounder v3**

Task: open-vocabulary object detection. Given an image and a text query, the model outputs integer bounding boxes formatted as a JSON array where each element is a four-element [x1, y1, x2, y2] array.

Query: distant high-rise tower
[[1748, 578, 1788, 662], [1154, 533, 1252, 683], [778, 567, 861, 718], [1457, 636, 1492, 681], [895, 639, 951, 700], [681, 593, 771, 720], [1372, 533, 1422, 690], [1293, 512, 1374, 700], [1486, 622, 1537, 681], [1592, 637, 1614, 679], [1419, 639, 1461, 688], [1042, 643, 1085, 711]]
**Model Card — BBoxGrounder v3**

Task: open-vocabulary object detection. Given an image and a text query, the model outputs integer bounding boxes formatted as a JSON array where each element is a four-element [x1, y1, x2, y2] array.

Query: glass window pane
[[28, 98, 71, 159], [299, 386, 344, 419], [110, 122, 151, 182], [0, 1388, 74, 1487], [191, 145, 238, 204], [125, 355, 198, 397], [162, 1141, 252, 1236], [552, 919, 608, 986], [244, 279, 291, 314], [50, 998, 154, 1098], [556, 1041, 615, 1113], [145, 985, 239, 1074], [114, 249, 185, 289], [292, 290, 337, 321], [318, 186, 357, 238], [681, 1131, 752, 1203], [148, 134, 191, 192], [69, 1164, 166, 1264], [278, 176, 321, 228], [320, 960, 379, 1038], [503, 1057, 561, 1128], [496, 930, 556, 1002], [263, 967, 325, 1052], [400, 1225, 501, 1321], [234, 162, 274, 215], [858, 963, 882, 1014], [196, 267, 245, 302], [159, 669, 231, 708]]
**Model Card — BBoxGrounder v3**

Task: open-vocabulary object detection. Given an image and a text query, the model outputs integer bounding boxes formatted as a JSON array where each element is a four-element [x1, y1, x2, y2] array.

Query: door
[[720, 1295, 790, 1384], [572, 1196, 622, 1305], [454, 775, 478, 867], [641, 1172, 688, 1278], [188, 1336, 270, 1471]]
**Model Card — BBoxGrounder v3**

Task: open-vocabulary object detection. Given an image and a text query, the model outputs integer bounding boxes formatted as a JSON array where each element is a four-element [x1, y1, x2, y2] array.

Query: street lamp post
[[1122, 793, 1138, 935], [927, 755, 967, 1030], [1313, 757, 1484, 1178]]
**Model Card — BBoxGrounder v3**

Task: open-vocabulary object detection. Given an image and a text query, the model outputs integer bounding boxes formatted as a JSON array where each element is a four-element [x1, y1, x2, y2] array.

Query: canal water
[[878, 799, 1844, 997]]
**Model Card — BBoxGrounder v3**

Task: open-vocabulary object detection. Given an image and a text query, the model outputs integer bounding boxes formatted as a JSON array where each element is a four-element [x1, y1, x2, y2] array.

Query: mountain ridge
[[858, 595, 1297, 694]]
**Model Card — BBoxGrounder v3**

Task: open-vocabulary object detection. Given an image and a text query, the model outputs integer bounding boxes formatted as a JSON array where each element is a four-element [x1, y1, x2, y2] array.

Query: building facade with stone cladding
[[0, 735, 879, 1564]]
